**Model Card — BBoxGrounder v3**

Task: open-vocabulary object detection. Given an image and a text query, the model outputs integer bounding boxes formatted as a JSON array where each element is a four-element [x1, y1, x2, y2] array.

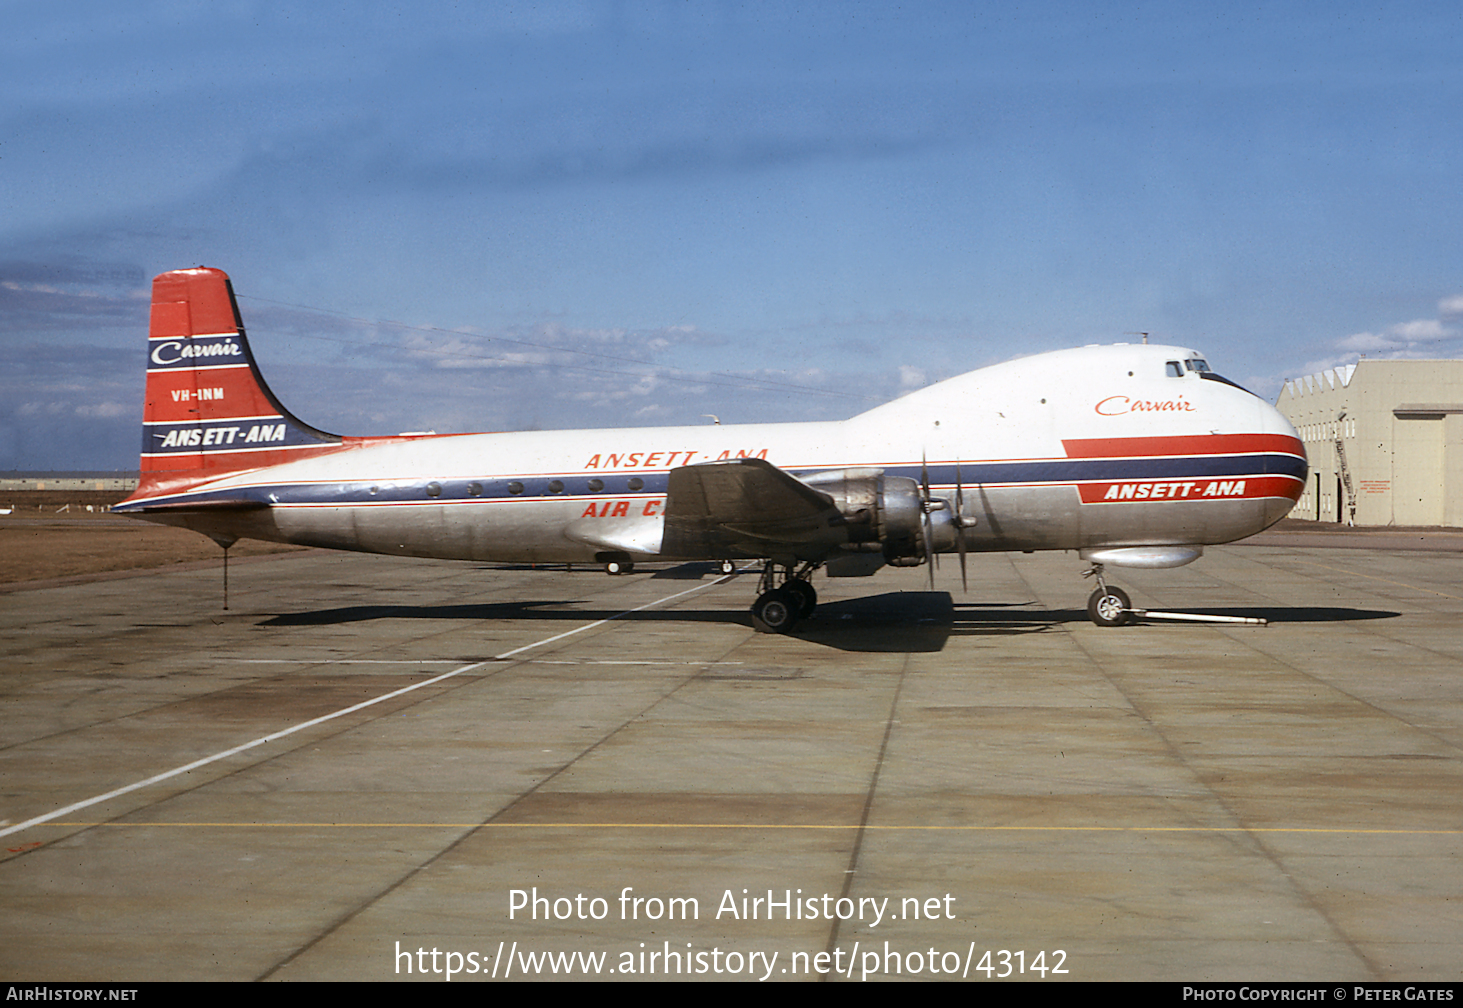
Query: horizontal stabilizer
[[119, 497, 270, 513]]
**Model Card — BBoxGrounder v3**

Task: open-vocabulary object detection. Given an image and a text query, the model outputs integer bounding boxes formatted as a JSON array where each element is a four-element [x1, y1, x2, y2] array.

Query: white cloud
[[1330, 315, 1456, 357], [1391, 318, 1448, 341], [1335, 332, 1401, 352], [74, 402, 129, 418], [897, 365, 926, 391], [1279, 300, 1463, 394]]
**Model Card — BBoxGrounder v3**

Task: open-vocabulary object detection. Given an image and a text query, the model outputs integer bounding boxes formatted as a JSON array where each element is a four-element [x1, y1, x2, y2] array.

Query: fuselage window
[[1166, 361, 1184, 377], [425, 481, 442, 497], [587, 479, 604, 492], [467, 482, 482, 497], [507, 481, 524, 496], [547, 480, 564, 494], [627, 477, 645, 492]]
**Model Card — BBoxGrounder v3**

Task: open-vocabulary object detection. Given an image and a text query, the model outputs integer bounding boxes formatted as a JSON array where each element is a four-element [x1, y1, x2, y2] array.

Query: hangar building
[[1276, 360, 1463, 527]]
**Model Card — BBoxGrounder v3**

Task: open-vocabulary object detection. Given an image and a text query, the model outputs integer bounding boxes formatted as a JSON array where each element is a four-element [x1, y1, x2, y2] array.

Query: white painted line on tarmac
[[222, 658, 745, 666], [487, 576, 728, 660], [523, 659, 745, 666], [225, 659, 465, 664], [0, 576, 731, 841]]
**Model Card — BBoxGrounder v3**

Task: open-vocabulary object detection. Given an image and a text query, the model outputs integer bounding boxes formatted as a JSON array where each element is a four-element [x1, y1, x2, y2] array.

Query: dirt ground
[[0, 493, 306, 586]]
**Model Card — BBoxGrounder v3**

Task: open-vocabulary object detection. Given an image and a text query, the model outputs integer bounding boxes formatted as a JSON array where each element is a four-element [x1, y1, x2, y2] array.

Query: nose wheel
[[1082, 563, 1134, 627], [1087, 585, 1133, 627]]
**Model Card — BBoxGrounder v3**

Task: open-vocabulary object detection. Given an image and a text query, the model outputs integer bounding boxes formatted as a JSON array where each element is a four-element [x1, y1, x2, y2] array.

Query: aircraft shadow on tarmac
[[255, 579, 1399, 654], [258, 594, 956, 653], [483, 562, 721, 579]]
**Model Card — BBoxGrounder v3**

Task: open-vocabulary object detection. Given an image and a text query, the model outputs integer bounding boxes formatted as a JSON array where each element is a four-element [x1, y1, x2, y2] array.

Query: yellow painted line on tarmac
[[26, 822, 1463, 835]]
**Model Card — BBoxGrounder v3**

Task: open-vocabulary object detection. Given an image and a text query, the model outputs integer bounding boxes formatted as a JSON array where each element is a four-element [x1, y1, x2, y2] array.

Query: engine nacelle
[[799, 468, 928, 561]]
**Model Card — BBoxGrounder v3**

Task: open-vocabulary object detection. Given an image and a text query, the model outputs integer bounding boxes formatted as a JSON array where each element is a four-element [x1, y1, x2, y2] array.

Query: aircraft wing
[[660, 457, 848, 559]]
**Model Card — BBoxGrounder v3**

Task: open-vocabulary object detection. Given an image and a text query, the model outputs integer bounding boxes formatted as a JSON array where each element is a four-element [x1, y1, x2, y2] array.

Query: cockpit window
[[1167, 355, 1254, 395], [1198, 371, 1256, 395]]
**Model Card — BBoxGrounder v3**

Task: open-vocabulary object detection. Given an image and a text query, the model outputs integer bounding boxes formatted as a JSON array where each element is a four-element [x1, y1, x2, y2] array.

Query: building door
[[1391, 416, 1444, 525]]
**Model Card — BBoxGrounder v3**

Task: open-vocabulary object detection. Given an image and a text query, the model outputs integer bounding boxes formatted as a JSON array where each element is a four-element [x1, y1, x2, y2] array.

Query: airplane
[[114, 267, 1308, 633]]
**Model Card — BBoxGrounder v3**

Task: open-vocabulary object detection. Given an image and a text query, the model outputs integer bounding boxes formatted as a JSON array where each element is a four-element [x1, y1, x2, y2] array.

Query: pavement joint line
[[256, 594, 752, 982], [1006, 550, 1385, 976], [18, 822, 1463, 835], [0, 576, 732, 842], [827, 652, 909, 959]]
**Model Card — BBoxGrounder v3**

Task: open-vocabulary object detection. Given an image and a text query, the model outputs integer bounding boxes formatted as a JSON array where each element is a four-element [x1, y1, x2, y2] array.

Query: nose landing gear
[[1080, 561, 1269, 627], [1083, 563, 1134, 627]]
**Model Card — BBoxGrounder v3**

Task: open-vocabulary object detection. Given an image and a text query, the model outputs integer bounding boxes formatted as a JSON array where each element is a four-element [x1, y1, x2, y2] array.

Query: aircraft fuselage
[[120, 337, 1304, 567]]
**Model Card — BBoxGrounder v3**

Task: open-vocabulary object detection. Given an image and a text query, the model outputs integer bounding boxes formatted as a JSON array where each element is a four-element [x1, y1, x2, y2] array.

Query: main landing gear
[[1083, 563, 1134, 627], [597, 552, 635, 575], [750, 560, 821, 634]]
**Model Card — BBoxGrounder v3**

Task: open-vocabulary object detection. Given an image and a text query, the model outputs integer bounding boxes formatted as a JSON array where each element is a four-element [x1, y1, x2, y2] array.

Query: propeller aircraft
[[115, 268, 1307, 632]]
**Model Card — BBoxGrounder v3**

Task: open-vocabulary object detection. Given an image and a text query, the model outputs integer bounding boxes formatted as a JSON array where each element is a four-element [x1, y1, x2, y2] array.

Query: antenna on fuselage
[[1125, 331, 1150, 345]]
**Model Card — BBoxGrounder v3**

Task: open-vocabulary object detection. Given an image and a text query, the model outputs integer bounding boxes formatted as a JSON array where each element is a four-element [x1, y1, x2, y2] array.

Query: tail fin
[[131, 268, 344, 498]]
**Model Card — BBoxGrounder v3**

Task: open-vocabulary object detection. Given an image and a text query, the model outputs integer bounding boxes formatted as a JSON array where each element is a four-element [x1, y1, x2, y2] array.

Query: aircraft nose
[[1253, 394, 1308, 522]]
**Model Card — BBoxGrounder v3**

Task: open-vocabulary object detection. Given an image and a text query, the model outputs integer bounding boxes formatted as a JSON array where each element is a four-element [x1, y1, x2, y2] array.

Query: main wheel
[[604, 559, 635, 575], [751, 588, 800, 634], [1087, 586, 1133, 627], [786, 579, 817, 618], [718, 560, 737, 575]]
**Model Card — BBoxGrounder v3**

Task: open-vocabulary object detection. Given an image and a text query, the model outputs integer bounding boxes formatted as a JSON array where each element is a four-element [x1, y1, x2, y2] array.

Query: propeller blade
[[921, 453, 935, 589], [955, 461, 968, 593]]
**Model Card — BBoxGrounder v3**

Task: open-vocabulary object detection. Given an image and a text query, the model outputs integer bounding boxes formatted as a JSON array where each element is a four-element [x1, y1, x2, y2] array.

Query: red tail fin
[[129, 268, 344, 498]]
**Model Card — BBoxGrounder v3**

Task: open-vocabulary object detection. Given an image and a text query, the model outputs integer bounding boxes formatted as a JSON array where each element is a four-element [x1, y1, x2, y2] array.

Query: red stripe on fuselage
[[1062, 434, 1304, 459], [1077, 475, 1303, 504]]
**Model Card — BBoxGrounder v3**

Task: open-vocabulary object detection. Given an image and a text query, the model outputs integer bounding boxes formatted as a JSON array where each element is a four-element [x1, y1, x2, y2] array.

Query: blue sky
[[3, 0, 1461, 469]]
